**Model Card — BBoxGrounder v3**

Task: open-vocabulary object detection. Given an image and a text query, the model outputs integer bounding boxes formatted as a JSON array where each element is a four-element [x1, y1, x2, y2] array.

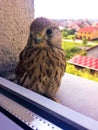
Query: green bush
[[66, 64, 98, 82], [80, 51, 87, 56]]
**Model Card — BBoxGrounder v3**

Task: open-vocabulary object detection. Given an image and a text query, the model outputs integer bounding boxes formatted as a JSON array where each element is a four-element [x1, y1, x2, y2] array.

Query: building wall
[[77, 32, 90, 39], [87, 47, 98, 58], [77, 30, 98, 40], [92, 30, 98, 39], [0, 0, 34, 73]]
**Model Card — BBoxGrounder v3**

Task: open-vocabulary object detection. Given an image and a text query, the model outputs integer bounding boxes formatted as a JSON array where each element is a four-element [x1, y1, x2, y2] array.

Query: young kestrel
[[15, 17, 66, 102]]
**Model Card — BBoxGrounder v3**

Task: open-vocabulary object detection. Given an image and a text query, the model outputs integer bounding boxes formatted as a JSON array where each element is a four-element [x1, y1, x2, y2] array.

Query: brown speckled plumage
[[15, 17, 66, 102]]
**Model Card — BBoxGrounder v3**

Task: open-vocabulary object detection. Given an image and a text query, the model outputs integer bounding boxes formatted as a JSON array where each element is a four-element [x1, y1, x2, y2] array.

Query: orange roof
[[78, 26, 98, 33]]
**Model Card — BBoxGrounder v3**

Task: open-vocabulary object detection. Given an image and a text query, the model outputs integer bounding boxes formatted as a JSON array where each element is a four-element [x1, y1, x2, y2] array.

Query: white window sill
[[57, 73, 98, 121]]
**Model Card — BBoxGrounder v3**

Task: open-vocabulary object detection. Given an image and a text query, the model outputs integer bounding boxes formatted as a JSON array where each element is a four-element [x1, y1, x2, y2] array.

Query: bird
[[15, 17, 66, 102]]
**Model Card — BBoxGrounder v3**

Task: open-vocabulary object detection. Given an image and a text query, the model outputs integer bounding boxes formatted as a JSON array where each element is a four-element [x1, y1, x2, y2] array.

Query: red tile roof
[[68, 55, 98, 71], [78, 26, 98, 33]]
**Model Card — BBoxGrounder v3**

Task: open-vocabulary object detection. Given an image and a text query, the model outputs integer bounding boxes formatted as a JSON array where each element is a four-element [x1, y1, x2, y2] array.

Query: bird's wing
[[15, 46, 36, 82], [15, 50, 26, 82]]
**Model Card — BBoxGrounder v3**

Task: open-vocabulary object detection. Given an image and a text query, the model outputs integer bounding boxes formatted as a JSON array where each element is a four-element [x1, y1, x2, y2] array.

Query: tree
[[68, 28, 76, 35], [82, 37, 88, 52], [82, 37, 88, 46], [62, 31, 68, 38]]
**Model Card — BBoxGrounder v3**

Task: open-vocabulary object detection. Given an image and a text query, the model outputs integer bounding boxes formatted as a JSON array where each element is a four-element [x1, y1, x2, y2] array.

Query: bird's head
[[27, 17, 62, 48]]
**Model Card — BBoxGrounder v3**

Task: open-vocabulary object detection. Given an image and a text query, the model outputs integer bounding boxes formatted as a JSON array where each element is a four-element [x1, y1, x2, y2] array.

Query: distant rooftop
[[78, 26, 98, 33], [68, 55, 98, 71]]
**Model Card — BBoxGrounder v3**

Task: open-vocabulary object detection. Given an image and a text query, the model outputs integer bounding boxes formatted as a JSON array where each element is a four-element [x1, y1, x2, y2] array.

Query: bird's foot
[[51, 97, 60, 103]]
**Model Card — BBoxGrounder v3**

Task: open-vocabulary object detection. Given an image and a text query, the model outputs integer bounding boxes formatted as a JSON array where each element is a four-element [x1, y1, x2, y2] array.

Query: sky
[[34, 0, 98, 19]]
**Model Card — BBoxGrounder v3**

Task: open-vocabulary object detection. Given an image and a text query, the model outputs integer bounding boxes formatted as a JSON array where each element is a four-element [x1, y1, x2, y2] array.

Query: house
[[86, 45, 98, 58], [77, 26, 98, 40], [69, 23, 80, 31]]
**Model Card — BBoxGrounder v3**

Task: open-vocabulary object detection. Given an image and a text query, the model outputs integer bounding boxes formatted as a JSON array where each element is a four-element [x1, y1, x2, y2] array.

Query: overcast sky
[[34, 0, 98, 19]]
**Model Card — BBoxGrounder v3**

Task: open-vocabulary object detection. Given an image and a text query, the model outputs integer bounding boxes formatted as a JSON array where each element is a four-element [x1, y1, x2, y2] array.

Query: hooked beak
[[34, 33, 43, 44]]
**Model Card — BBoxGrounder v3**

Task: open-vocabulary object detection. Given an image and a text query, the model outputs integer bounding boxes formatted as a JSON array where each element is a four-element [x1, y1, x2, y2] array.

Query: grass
[[62, 41, 81, 60], [66, 34, 74, 39], [62, 41, 75, 50], [91, 39, 98, 44], [65, 34, 98, 44]]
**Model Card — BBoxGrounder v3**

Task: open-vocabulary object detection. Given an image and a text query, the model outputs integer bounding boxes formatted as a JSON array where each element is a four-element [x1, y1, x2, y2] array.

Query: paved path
[[62, 39, 98, 46]]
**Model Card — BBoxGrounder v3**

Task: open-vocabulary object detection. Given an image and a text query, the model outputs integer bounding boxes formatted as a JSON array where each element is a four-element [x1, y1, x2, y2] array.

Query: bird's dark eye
[[46, 29, 53, 37]]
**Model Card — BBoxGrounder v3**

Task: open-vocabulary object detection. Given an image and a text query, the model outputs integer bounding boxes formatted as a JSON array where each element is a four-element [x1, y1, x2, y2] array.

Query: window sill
[[0, 73, 98, 129], [57, 73, 98, 121]]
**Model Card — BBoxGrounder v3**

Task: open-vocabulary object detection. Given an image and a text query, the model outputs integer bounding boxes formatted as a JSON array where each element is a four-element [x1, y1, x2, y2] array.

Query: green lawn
[[62, 41, 81, 60], [62, 41, 75, 50], [62, 40, 96, 54], [66, 34, 74, 39]]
